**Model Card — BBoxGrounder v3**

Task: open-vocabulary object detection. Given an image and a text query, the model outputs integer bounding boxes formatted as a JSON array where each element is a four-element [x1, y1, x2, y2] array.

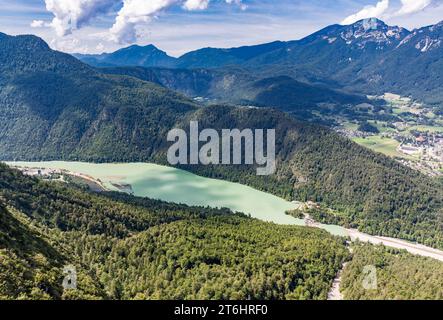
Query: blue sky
[[1, 0, 443, 56]]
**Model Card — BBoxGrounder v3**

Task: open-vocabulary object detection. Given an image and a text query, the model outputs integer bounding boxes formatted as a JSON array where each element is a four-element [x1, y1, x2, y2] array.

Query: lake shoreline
[[6, 161, 443, 263]]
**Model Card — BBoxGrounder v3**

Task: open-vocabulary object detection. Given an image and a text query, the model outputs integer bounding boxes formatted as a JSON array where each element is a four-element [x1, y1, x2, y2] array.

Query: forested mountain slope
[[341, 244, 443, 300], [0, 201, 104, 299], [73, 44, 177, 68], [0, 163, 349, 300], [179, 106, 443, 248], [0, 34, 198, 161]]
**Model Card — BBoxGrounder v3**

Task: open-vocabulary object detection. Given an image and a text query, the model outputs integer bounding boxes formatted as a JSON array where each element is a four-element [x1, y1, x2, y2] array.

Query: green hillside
[[0, 163, 349, 300], [341, 244, 443, 300]]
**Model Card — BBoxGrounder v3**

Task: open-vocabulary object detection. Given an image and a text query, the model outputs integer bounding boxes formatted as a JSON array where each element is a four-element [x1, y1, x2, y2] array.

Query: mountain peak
[[125, 44, 159, 51], [337, 18, 409, 47], [114, 44, 164, 55], [0, 33, 50, 51], [74, 42, 176, 68], [352, 18, 387, 29], [0, 32, 91, 76]]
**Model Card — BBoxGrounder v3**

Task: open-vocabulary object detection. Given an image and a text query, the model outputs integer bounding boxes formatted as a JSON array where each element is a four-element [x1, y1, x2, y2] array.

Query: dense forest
[[0, 163, 350, 300], [2, 164, 442, 300], [341, 243, 443, 300]]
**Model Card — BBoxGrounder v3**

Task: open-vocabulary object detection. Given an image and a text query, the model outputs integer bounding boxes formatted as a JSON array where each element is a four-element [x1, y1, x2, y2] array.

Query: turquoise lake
[[6, 161, 348, 236]]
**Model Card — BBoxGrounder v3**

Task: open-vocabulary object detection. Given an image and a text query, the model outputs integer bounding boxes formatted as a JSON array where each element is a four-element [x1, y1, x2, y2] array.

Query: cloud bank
[[41, 0, 245, 43], [342, 0, 442, 25], [341, 0, 389, 25], [30, 20, 46, 28], [45, 0, 120, 36], [110, 0, 245, 44]]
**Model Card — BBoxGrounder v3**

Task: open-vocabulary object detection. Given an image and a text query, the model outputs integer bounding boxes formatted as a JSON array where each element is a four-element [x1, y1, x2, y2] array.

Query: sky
[[1, 0, 443, 56]]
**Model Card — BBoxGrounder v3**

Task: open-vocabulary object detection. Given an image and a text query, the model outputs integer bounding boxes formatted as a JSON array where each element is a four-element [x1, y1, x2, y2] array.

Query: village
[[335, 93, 443, 177]]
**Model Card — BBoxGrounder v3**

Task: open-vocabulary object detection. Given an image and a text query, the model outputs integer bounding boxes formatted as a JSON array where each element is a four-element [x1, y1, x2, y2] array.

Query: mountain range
[[98, 66, 369, 123], [73, 44, 177, 68], [0, 31, 442, 249], [75, 19, 443, 106]]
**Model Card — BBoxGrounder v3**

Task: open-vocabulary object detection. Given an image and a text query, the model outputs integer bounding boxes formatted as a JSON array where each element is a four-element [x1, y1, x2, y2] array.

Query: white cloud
[[183, 0, 210, 11], [45, 0, 119, 36], [109, 0, 177, 44], [37, 0, 246, 44], [341, 0, 390, 25], [342, 0, 443, 25], [50, 36, 90, 53], [109, 0, 245, 44], [30, 20, 46, 28], [226, 0, 247, 11], [396, 0, 434, 16]]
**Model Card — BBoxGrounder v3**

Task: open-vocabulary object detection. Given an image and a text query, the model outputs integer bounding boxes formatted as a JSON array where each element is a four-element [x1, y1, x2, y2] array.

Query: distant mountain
[[343, 21, 443, 105], [241, 19, 443, 105], [74, 44, 177, 68], [246, 19, 410, 80], [75, 41, 289, 69], [175, 41, 290, 69], [100, 66, 369, 123], [74, 19, 443, 105]]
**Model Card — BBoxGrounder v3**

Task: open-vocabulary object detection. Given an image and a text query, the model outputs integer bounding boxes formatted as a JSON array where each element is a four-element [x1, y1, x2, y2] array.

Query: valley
[[1, 14, 443, 301], [0, 29, 441, 248], [6, 161, 443, 263]]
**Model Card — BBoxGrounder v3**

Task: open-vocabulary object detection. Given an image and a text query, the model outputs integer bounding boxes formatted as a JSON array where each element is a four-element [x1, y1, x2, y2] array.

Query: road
[[346, 229, 443, 262], [302, 212, 443, 263]]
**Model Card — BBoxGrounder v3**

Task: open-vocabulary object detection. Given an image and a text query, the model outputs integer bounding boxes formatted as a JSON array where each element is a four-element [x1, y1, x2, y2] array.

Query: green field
[[367, 121, 396, 133], [392, 107, 404, 115], [341, 121, 359, 130], [408, 125, 443, 133], [352, 136, 413, 159]]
